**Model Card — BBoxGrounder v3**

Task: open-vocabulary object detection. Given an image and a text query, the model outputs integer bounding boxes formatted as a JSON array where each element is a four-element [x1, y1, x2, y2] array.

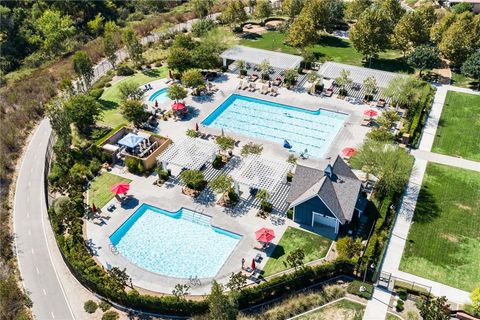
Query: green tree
[[103, 21, 119, 69], [407, 45, 441, 77], [120, 100, 147, 127], [419, 296, 450, 320], [222, 0, 248, 30], [107, 267, 132, 290], [118, 81, 143, 101], [210, 174, 234, 203], [192, 0, 214, 18], [382, 76, 423, 109], [471, 287, 480, 315], [394, 11, 432, 55], [430, 12, 457, 44], [172, 34, 197, 50], [379, 0, 405, 32], [226, 272, 247, 291], [366, 127, 395, 142], [28, 9, 75, 58], [286, 9, 316, 47], [335, 69, 352, 95], [167, 83, 188, 102], [254, 0, 272, 18], [282, 0, 305, 19], [72, 51, 94, 90], [284, 248, 305, 271], [216, 136, 235, 151], [207, 281, 238, 320], [167, 47, 192, 72], [259, 59, 271, 79], [64, 94, 101, 135], [363, 76, 377, 98], [350, 7, 390, 60], [122, 28, 143, 67], [350, 140, 414, 198], [181, 69, 205, 88], [102, 311, 119, 320], [336, 237, 363, 259], [438, 12, 479, 67], [451, 2, 473, 14], [377, 109, 400, 129], [179, 170, 205, 190], [191, 19, 216, 37], [87, 13, 104, 36], [172, 283, 190, 300], [345, 0, 372, 20], [461, 52, 480, 88], [241, 142, 263, 156], [284, 69, 299, 88]]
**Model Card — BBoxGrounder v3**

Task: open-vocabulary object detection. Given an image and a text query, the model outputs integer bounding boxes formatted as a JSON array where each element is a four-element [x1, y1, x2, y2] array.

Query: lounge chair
[[249, 83, 257, 92], [270, 87, 278, 96], [260, 85, 268, 94], [242, 81, 249, 90], [237, 81, 244, 90]]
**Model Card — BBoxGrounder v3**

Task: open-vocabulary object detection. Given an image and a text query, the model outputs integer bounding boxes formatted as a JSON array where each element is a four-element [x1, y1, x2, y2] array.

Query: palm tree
[[210, 174, 235, 205]]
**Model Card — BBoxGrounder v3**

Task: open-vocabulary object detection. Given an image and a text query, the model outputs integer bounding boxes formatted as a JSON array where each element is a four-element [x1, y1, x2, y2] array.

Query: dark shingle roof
[[287, 156, 362, 224]]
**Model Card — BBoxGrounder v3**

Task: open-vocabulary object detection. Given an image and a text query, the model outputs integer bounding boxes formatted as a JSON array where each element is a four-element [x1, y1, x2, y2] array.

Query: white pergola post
[[234, 181, 239, 195], [223, 57, 227, 67]]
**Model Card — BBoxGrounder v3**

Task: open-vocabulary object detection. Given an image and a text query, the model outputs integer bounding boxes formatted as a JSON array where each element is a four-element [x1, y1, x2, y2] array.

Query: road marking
[[51, 311, 55, 319], [26, 212, 30, 218], [36, 267, 40, 275], [31, 248, 35, 254], [43, 288, 47, 295], [28, 229, 31, 236]]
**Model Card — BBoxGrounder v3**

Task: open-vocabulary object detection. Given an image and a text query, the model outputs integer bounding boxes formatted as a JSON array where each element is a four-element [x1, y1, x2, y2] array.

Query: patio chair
[[237, 81, 244, 90], [270, 87, 278, 97], [242, 82, 249, 90], [249, 83, 257, 92], [260, 85, 268, 94]]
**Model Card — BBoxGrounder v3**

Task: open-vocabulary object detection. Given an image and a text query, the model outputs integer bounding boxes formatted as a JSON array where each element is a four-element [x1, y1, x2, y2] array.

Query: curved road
[[14, 119, 74, 320]]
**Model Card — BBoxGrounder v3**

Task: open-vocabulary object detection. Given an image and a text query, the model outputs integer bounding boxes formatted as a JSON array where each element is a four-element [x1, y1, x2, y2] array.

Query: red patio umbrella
[[251, 258, 256, 270], [195, 122, 199, 131], [154, 100, 158, 108], [342, 147, 357, 158], [91, 203, 97, 213], [172, 102, 186, 111], [255, 228, 275, 243], [111, 182, 130, 195], [363, 109, 378, 118]]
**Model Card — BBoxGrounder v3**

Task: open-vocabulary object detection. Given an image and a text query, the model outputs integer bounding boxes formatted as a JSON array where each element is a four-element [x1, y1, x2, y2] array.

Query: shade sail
[[118, 133, 145, 149]]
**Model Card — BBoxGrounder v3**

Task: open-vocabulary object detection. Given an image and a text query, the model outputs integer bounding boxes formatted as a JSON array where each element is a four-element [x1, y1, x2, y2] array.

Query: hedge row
[[409, 84, 436, 148]]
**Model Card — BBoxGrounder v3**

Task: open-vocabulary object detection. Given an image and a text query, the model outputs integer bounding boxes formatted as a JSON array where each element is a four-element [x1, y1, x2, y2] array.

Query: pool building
[[286, 156, 367, 236]]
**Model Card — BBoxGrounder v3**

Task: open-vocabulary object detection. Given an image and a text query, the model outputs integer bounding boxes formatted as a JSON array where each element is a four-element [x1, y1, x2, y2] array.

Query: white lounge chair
[[260, 85, 268, 94], [242, 81, 249, 90], [237, 81, 244, 90]]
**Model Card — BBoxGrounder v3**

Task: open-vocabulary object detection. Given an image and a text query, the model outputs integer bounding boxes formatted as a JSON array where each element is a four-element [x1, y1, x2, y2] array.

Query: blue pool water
[[148, 87, 169, 103], [110, 204, 240, 278], [202, 94, 347, 158]]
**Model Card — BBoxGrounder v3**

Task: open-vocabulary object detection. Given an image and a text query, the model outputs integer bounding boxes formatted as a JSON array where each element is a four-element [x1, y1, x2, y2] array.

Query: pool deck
[[86, 72, 376, 295]]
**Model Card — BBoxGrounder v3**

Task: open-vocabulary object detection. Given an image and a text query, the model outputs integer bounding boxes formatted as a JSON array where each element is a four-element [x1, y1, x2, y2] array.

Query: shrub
[[125, 157, 144, 175], [287, 208, 293, 219], [260, 201, 273, 213], [228, 190, 239, 204], [117, 65, 134, 76], [101, 310, 119, 320], [396, 299, 405, 312], [212, 154, 224, 169], [98, 300, 111, 312], [89, 88, 104, 100], [191, 19, 215, 37], [186, 129, 200, 138], [84, 300, 98, 313], [179, 170, 205, 190], [398, 289, 407, 301]]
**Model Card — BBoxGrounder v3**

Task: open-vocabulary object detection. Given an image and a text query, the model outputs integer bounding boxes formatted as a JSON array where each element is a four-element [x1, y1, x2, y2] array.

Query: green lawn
[[451, 72, 479, 90], [239, 31, 412, 73], [400, 163, 480, 291], [262, 227, 332, 276], [385, 313, 402, 320], [431, 91, 480, 161], [88, 173, 132, 208], [99, 67, 168, 127], [298, 299, 365, 320]]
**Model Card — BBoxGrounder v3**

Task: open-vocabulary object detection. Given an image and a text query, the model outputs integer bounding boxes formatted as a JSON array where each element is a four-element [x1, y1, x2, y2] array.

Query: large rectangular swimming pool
[[110, 204, 240, 278], [202, 94, 347, 158]]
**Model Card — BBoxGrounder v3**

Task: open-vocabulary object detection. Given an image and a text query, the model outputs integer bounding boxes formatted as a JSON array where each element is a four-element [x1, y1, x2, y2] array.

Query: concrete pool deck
[[86, 72, 375, 294]]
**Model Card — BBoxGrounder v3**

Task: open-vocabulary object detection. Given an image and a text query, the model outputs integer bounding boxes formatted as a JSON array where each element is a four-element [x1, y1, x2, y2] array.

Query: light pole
[[360, 260, 376, 293]]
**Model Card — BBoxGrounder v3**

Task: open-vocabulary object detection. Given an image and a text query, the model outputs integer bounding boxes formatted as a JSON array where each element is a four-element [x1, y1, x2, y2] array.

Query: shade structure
[[157, 137, 219, 171], [172, 102, 186, 111], [363, 109, 378, 118], [255, 228, 275, 243], [111, 182, 130, 195], [118, 133, 145, 149], [341, 147, 357, 157]]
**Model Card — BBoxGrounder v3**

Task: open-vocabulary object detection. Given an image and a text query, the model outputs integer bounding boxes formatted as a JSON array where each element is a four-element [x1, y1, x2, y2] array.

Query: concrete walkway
[[364, 85, 479, 319]]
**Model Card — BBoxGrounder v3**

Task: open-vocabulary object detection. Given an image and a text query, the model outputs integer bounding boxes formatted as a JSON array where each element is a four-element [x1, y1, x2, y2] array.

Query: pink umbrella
[[363, 109, 378, 118], [111, 182, 130, 195], [342, 147, 357, 157], [172, 102, 186, 111], [255, 228, 275, 243]]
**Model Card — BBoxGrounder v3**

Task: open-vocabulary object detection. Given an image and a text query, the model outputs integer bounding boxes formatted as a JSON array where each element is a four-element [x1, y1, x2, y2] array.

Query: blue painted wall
[[294, 196, 335, 225]]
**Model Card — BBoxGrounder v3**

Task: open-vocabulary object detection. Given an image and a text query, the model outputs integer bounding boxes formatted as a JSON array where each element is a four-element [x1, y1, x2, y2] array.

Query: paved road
[[14, 119, 74, 320]]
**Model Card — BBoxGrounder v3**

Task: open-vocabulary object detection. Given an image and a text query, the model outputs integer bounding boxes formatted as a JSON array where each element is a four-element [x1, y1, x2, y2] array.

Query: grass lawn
[[385, 313, 402, 320], [99, 67, 168, 127], [88, 173, 132, 208], [239, 31, 413, 74], [451, 72, 479, 90], [431, 91, 480, 161], [262, 227, 332, 277], [298, 299, 365, 320], [400, 163, 480, 291]]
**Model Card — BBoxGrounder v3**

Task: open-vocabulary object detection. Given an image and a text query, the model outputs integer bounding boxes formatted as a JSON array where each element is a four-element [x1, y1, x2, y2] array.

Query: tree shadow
[[366, 58, 414, 74], [141, 68, 163, 78], [99, 99, 118, 110], [317, 35, 351, 48], [268, 244, 285, 259], [241, 32, 262, 40], [411, 186, 440, 224], [120, 197, 139, 209]]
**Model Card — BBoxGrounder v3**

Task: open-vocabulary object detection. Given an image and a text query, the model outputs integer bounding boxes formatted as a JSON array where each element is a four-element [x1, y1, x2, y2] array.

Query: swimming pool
[[148, 87, 169, 103], [110, 204, 240, 278], [202, 94, 347, 158]]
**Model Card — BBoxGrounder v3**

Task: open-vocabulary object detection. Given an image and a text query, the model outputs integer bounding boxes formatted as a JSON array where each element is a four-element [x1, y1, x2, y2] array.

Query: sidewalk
[[411, 149, 480, 172]]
